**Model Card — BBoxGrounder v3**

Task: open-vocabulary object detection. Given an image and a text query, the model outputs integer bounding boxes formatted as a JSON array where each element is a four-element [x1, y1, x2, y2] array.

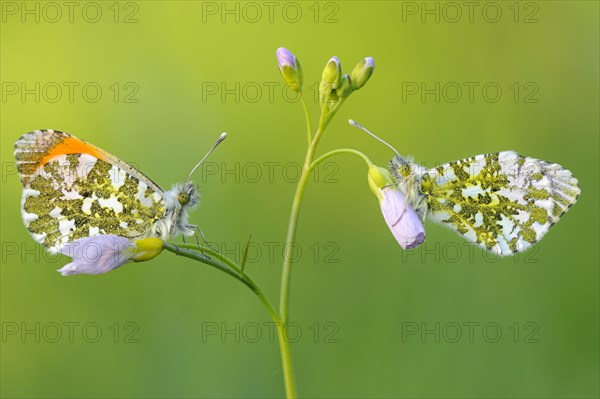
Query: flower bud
[[131, 237, 164, 262], [57, 235, 163, 276], [368, 165, 425, 250], [276, 47, 303, 91], [321, 56, 342, 89], [319, 56, 342, 107], [351, 57, 375, 90], [368, 165, 394, 200], [378, 186, 426, 250], [336, 74, 353, 98]]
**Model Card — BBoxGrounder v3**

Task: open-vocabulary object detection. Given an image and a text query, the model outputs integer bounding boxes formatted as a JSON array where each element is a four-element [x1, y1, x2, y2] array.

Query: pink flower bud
[[379, 187, 425, 249], [57, 235, 163, 276]]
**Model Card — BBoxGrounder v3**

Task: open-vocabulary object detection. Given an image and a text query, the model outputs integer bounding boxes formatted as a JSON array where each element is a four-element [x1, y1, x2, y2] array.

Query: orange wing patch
[[40, 136, 105, 167], [15, 130, 107, 184]]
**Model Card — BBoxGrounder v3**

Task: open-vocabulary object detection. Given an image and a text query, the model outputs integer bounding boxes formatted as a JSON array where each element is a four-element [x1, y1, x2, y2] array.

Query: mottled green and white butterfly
[[15, 129, 226, 253], [351, 120, 580, 256]]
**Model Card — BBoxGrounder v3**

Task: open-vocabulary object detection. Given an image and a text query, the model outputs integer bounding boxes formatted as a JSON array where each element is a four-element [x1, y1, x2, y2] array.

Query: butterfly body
[[15, 130, 199, 253], [390, 151, 580, 256]]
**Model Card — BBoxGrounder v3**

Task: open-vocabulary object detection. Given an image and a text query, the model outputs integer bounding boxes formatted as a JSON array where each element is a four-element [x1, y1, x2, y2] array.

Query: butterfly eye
[[400, 164, 412, 177], [177, 192, 190, 205]]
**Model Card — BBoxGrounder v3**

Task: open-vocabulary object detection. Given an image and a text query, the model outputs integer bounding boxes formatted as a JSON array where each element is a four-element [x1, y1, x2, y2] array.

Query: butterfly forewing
[[15, 130, 167, 253], [419, 151, 580, 255]]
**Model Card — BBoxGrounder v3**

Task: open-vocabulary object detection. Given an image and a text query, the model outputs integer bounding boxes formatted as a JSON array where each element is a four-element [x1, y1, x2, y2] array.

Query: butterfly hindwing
[[15, 130, 167, 253], [418, 151, 580, 255]]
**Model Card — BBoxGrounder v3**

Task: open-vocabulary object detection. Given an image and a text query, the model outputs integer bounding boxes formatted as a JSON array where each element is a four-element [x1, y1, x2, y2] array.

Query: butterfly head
[[389, 155, 429, 220], [392, 155, 414, 180], [161, 182, 200, 238], [159, 133, 227, 239], [177, 181, 199, 208]]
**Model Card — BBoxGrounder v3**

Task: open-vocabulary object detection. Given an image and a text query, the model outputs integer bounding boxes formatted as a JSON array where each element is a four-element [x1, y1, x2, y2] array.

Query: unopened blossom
[[276, 47, 303, 92], [351, 57, 375, 90], [368, 165, 425, 249]]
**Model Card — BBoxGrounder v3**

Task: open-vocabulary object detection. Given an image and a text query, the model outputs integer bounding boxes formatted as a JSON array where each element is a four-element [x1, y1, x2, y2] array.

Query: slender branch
[[165, 242, 298, 396], [317, 98, 346, 136], [164, 243, 279, 324], [278, 82, 350, 399], [163, 243, 246, 285], [277, 124, 331, 399], [279, 102, 351, 327], [277, 329, 296, 397], [310, 148, 373, 170], [300, 95, 313, 144], [280, 125, 322, 326]]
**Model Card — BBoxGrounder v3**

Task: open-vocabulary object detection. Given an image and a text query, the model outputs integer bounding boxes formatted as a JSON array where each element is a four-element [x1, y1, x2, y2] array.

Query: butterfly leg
[[190, 224, 219, 253], [193, 230, 201, 247], [172, 243, 182, 255], [171, 243, 210, 260], [183, 229, 209, 257]]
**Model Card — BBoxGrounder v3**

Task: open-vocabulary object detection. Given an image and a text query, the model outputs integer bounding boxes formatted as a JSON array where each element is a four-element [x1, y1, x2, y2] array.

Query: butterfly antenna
[[185, 132, 228, 183], [348, 119, 401, 157]]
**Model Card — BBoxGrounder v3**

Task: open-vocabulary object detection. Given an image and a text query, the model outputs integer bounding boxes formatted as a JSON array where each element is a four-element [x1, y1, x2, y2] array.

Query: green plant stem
[[166, 88, 367, 398], [279, 103, 353, 325], [277, 133, 317, 399], [278, 115, 337, 399], [163, 242, 245, 284], [168, 243, 279, 322], [277, 328, 297, 398], [281, 148, 372, 319], [164, 242, 297, 397], [277, 97, 353, 398], [300, 95, 313, 144], [279, 139, 318, 325], [319, 98, 346, 133], [310, 148, 373, 170]]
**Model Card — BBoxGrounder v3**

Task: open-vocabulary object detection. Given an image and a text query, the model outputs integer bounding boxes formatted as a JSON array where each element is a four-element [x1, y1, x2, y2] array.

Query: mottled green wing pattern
[[16, 130, 166, 253], [419, 151, 580, 255]]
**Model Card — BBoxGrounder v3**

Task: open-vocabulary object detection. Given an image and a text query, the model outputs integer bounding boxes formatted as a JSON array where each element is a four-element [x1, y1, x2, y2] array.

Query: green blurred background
[[1, 1, 598, 398]]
